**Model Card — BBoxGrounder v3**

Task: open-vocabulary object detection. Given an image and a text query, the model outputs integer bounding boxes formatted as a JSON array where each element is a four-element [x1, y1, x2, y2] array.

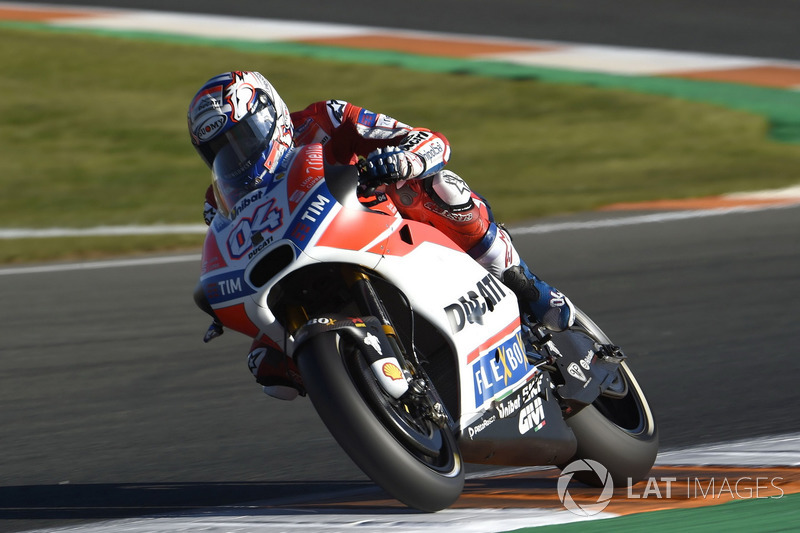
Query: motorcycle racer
[[189, 71, 574, 400]]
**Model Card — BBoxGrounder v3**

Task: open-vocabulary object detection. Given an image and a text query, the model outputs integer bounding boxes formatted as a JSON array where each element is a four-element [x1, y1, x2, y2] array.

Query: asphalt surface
[[3, 205, 799, 531], [3, 1, 800, 531]]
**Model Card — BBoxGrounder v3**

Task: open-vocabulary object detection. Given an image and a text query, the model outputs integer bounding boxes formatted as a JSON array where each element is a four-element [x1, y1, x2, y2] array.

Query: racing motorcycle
[[197, 143, 658, 512]]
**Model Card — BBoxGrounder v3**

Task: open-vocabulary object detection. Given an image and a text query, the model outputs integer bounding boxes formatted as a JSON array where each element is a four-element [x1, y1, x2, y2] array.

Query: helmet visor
[[210, 98, 278, 218], [196, 91, 278, 167]]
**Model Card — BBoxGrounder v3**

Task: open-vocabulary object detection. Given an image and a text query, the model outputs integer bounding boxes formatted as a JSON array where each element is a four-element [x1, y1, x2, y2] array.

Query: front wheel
[[295, 331, 464, 512]]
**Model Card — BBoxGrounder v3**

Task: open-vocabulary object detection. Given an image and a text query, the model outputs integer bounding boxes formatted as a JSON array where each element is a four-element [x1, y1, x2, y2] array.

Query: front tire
[[295, 331, 464, 512]]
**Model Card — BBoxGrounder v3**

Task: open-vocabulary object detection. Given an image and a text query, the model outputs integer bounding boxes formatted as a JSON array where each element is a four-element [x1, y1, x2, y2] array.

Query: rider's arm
[[292, 100, 451, 179]]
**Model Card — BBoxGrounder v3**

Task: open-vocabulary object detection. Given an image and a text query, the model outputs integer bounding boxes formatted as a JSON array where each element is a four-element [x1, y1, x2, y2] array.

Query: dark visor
[[196, 93, 278, 168]]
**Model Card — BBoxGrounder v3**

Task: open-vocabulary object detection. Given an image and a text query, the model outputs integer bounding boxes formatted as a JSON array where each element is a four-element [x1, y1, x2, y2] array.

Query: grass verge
[[2, 25, 800, 263]]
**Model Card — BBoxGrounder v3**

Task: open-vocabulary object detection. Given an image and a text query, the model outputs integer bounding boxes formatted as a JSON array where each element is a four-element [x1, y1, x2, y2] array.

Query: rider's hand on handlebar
[[359, 147, 420, 185], [203, 201, 217, 226]]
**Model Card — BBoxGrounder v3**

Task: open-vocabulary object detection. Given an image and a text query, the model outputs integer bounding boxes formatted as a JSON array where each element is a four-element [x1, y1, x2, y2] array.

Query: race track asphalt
[[2, 1, 800, 531], [3, 205, 799, 531]]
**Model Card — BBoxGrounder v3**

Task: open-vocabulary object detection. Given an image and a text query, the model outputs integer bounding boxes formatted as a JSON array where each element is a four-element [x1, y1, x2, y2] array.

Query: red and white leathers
[[206, 100, 514, 263], [203, 100, 569, 400]]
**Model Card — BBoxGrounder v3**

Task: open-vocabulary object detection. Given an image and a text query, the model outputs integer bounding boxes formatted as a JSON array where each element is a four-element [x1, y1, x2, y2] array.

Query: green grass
[[2, 26, 800, 263]]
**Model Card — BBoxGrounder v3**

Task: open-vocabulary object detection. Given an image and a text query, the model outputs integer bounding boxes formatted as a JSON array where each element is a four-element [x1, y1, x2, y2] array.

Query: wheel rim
[[573, 310, 656, 439], [591, 361, 656, 438], [340, 336, 460, 474]]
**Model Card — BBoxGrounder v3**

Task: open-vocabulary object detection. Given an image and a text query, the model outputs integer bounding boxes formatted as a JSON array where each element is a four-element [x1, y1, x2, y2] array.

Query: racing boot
[[469, 222, 575, 332], [502, 261, 575, 332], [247, 342, 306, 401], [203, 319, 224, 342]]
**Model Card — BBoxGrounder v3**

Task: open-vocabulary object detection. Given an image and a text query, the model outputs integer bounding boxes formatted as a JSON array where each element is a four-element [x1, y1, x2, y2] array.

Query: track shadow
[[0, 480, 383, 532], [0, 470, 569, 531]]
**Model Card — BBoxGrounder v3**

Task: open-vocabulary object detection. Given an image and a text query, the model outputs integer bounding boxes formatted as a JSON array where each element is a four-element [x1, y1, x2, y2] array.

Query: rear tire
[[295, 331, 464, 512], [561, 310, 659, 486]]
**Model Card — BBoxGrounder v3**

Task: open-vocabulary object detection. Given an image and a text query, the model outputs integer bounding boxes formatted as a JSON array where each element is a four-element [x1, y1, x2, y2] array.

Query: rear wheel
[[295, 331, 464, 512], [561, 310, 659, 486]]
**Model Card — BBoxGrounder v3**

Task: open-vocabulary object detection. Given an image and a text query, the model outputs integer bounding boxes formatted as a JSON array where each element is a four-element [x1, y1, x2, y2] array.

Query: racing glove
[[362, 146, 425, 184], [203, 200, 217, 226]]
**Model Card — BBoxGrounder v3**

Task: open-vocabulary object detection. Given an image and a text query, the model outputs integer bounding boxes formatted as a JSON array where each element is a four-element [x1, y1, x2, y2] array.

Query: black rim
[[571, 314, 653, 439], [591, 364, 650, 437], [339, 336, 460, 474]]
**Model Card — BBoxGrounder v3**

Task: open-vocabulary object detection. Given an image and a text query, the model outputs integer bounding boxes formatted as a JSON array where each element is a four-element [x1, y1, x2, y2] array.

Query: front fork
[[344, 267, 409, 362], [287, 265, 452, 428], [344, 267, 452, 429]]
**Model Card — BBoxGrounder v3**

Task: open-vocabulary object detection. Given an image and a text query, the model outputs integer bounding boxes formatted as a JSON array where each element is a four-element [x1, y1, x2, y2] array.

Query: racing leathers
[[201, 100, 574, 400]]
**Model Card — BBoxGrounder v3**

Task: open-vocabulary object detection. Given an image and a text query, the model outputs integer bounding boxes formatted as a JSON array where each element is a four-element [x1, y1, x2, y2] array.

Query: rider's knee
[[424, 170, 474, 212]]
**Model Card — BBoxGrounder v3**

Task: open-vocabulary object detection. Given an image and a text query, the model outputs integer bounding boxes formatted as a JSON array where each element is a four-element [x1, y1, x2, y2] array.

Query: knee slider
[[425, 170, 474, 212]]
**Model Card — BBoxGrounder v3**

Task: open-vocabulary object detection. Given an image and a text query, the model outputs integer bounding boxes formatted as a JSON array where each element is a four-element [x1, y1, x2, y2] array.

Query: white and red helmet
[[188, 71, 294, 216]]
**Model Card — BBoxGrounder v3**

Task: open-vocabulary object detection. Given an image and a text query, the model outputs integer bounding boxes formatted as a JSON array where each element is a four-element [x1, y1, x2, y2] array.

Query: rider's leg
[[195, 282, 304, 398], [386, 170, 574, 331], [468, 223, 575, 331], [193, 281, 224, 341]]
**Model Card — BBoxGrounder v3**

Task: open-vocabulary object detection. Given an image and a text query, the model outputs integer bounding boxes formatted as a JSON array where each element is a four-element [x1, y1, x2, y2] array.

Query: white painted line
[[0, 253, 200, 276], [3, 200, 798, 275], [0, 224, 207, 239], [656, 433, 800, 467], [21, 433, 800, 533], [511, 202, 800, 235], [51, 11, 371, 41], [482, 45, 772, 76], [4, 188, 799, 242], [19, 507, 616, 533]]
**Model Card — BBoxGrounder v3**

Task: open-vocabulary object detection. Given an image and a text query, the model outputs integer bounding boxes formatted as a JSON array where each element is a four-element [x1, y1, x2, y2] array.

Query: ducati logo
[[444, 274, 506, 334]]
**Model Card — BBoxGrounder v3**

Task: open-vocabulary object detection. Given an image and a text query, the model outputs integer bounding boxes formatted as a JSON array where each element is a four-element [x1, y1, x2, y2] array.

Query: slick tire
[[561, 309, 659, 487], [295, 331, 464, 512], [563, 360, 659, 487]]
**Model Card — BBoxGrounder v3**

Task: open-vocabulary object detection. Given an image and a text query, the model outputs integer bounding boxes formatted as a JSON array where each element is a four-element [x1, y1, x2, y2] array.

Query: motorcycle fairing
[[200, 144, 542, 431], [459, 371, 577, 466], [364, 239, 538, 427]]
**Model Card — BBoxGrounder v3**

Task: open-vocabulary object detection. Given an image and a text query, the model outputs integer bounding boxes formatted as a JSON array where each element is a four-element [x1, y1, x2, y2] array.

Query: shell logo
[[382, 362, 403, 381]]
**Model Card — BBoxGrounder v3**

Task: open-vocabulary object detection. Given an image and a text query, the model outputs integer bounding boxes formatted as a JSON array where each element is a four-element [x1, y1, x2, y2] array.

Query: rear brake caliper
[[595, 343, 626, 362]]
